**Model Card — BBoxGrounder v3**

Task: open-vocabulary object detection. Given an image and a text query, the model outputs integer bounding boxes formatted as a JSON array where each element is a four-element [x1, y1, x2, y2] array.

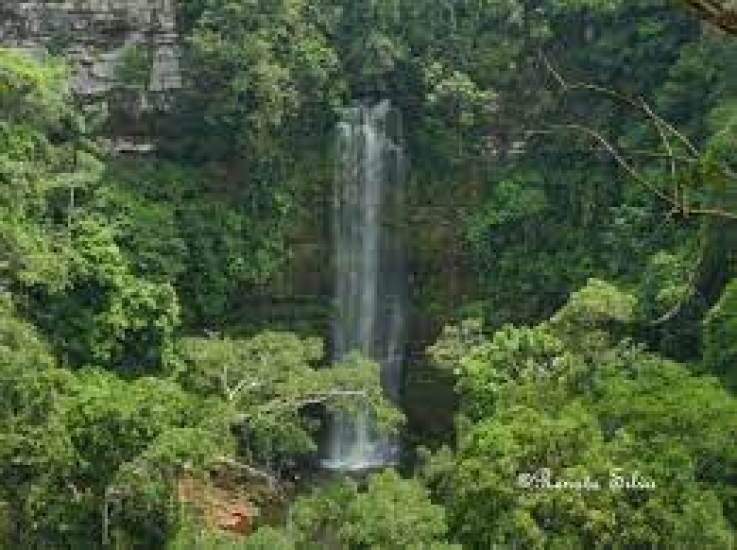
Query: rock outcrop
[[0, 0, 181, 98]]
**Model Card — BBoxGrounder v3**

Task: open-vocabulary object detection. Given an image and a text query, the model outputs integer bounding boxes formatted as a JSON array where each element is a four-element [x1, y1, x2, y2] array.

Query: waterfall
[[323, 100, 406, 471]]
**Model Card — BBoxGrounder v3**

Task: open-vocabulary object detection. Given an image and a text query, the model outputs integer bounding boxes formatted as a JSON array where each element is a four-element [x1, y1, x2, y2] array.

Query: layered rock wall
[[0, 1, 181, 97]]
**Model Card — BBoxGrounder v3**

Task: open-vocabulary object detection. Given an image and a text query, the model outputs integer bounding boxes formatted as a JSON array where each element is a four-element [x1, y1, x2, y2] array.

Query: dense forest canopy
[[0, 0, 736, 548]]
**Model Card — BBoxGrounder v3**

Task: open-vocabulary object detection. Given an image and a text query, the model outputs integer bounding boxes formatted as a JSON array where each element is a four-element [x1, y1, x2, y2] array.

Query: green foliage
[[0, 293, 55, 371], [168, 525, 294, 550], [241, 527, 294, 549], [0, 50, 79, 292], [467, 176, 548, 237], [552, 279, 636, 327], [2, 0, 737, 547], [0, 48, 69, 127], [706, 99, 737, 172], [455, 324, 572, 420], [118, 44, 152, 90], [424, 281, 737, 548], [96, 181, 187, 282], [180, 0, 343, 162], [30, 215, 181, 371], [0, 298, 75, 534], [703, 279, 737, 388], [1, 307, 400, 548], [176, 332, 401, 473], [0, 51, 181, 371], [427, 318, 485, 375], [339, 470, 457, 550], [0, 309, 229, 548], [99, 158, 293, 327], [636, 250, 694, 319], [550, 278, 636, 353], [291, 469, 459, 549], [421, 61, 497, 163], [176, 196, 288, 323]]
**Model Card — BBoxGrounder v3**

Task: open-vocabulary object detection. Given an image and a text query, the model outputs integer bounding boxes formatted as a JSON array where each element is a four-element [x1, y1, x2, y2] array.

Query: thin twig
[[527, 126, 679, 208], [541, 54, 699, 156], [649, 257, 702, 326], [638, 98, 679, 200], [535, 55, 737, 221]]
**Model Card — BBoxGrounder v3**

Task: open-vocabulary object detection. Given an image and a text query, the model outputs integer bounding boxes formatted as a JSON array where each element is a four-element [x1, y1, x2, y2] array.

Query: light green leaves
[[291, 470, 459, 549], [176, 332, 402, 463]]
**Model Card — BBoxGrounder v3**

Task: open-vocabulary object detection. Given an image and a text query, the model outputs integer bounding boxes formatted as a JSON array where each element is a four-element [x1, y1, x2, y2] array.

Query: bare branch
[[541, 54, 699, 156], [220, 357, 267, 403], [527, 125, 680, 208], [225, 377, 263, 403], [251, 390, 368, 416], [534, 56, 737, 221], [638, 97, 679, 196], [531, 56, 737, 325], [682, 0, 737, 34]]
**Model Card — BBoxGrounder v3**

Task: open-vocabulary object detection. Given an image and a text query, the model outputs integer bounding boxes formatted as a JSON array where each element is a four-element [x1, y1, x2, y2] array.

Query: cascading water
[[322, 100, 406, 471]]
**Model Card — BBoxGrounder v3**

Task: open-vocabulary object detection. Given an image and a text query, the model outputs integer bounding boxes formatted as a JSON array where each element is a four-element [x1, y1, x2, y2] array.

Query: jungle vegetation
[[0, 0, 736, 548]]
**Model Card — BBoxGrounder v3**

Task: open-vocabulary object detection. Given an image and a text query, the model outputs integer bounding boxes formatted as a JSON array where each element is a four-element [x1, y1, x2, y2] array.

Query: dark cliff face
[[1, 1, 181, 116]]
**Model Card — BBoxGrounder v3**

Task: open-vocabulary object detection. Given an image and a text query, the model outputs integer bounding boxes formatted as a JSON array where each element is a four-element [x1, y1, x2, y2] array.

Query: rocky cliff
[[0, 1, 181, 99]]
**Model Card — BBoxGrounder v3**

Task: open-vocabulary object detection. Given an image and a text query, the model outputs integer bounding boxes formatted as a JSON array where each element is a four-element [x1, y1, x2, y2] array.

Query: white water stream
[[323, 101, 406, 471]]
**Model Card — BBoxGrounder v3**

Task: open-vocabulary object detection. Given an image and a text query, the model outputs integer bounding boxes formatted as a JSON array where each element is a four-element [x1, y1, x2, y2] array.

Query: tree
[[0, 49, 182, 372], [703, 278, 737, 388], [0, 302, 229, 548], [175, 332, 402, 476], [423, 280, 737, 548], [290, 469, 460, 549], [0, 322, 400, 547], [176, 0, 343, 162]]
